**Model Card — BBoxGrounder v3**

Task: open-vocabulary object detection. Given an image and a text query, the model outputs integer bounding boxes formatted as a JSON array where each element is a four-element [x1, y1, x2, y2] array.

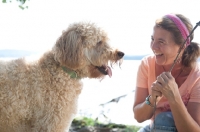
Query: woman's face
[[151, 26, 180, 65]]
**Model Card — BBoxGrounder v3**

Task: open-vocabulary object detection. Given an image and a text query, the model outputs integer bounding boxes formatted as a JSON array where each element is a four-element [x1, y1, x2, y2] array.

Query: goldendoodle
[[0, 22, 124, 132]]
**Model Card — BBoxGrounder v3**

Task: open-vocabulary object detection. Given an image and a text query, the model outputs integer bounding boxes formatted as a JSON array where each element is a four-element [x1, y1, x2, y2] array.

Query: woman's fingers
[[152, 89, 162, 97], [151, 88, 162, 104], [151, 82, 162, 99], [157, 72, 173, 84], [157, 73, 168, 83]]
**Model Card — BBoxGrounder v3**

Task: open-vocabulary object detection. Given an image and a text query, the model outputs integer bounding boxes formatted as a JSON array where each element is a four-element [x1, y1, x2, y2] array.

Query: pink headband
[[165, 14, 190, 46]]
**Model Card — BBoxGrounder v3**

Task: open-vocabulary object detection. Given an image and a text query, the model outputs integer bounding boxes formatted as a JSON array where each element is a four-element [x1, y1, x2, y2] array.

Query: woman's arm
[[169, 97, 200, 132], [133, 87, 155, 122]]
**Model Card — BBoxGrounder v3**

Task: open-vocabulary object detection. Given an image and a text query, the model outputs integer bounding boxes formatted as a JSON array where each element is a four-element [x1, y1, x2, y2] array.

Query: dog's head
[[53, 22, 124, 79]]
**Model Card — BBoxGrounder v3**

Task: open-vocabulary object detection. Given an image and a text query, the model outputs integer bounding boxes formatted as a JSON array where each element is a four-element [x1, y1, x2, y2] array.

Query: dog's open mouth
[[96, 65, 112, 77]]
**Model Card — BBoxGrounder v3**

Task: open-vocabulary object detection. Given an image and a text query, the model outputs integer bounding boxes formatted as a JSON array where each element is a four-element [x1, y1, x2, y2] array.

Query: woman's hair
[[155, 14, 200, 68]]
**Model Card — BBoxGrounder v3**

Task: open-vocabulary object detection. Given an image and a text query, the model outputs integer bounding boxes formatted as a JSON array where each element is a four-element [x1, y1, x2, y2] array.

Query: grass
[[70, 117, 141, 132]]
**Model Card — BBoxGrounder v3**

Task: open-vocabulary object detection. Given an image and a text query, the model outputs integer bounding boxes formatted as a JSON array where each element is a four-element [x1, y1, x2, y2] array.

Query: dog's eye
[[97, 41, 102, 45]]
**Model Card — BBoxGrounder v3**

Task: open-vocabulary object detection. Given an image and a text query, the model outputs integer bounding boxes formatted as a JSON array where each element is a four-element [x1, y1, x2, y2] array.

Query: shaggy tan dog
[[0, 22, 124, 132]]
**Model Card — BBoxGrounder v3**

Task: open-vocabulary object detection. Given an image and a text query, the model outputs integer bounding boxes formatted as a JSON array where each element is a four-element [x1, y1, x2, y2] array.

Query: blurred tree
[[2, 0, 28, 9]]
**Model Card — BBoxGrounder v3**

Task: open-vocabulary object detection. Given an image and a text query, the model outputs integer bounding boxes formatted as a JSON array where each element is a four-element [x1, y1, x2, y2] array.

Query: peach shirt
[[136, 54, 200, 112]]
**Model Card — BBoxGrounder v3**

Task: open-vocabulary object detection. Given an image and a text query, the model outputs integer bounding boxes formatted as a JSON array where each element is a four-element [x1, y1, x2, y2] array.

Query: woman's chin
[[155, 56, 171, 65], [155, 58, 165, 65], [155, 59, 167, 65]]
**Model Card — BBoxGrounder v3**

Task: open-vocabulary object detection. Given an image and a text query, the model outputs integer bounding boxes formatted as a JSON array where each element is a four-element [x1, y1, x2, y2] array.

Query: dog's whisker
[[110, 61, 113, 68], [119, 59, 123, 68]]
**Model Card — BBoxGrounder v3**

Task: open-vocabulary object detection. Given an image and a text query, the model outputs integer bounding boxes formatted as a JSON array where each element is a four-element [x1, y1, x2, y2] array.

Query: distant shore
[[0, 49, 148, 60]]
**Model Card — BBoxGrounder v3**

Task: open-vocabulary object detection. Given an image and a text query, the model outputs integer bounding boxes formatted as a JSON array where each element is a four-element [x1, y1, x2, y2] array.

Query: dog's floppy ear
[[53, 29, 84, 70]]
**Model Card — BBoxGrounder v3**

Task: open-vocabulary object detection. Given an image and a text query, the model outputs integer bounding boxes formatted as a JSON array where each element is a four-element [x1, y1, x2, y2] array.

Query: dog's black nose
[[117, 51, 124, 58]]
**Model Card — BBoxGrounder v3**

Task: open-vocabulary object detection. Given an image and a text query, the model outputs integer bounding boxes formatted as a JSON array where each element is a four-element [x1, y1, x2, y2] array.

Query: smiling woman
[[133, 13, 200, 132]]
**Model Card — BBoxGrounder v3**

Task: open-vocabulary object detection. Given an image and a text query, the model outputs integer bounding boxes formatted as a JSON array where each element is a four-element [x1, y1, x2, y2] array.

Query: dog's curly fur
[[0, 22, 124, 132]]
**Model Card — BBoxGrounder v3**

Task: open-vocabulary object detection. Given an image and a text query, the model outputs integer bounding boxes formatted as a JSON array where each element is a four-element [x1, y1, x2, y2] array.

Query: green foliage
[[2, 0, 26, 4], [72, 117, 97, 127], [18, 0, 26, 4], [2, 0, 29, 10], [71, 117, 142, 132], [19, 5, 28, 9]]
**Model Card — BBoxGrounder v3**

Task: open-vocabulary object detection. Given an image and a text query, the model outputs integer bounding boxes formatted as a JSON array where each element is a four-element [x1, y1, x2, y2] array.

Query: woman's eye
[[159, 41, 164, 45], [151, 37, 154, 41]]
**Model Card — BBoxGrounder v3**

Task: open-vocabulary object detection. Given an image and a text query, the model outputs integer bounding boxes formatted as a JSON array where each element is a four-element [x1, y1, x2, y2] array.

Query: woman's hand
[[151, 81, 163, 104], [154, 72, 180, 102]]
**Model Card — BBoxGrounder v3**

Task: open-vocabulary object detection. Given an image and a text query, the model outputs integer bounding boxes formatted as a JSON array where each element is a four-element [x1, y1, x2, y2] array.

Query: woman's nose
[[151, 41, 159, 50]]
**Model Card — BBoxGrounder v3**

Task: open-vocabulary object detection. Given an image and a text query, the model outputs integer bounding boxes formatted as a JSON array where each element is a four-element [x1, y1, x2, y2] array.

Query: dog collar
[[62, 66, 80, 79]]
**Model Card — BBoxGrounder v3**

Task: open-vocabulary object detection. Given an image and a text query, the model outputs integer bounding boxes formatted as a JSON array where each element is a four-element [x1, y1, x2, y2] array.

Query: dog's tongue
[[106, 66, 112, 78]]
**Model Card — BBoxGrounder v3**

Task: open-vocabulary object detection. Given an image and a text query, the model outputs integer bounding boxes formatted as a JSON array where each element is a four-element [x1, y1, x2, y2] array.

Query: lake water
[[0, 57, 150, 127]]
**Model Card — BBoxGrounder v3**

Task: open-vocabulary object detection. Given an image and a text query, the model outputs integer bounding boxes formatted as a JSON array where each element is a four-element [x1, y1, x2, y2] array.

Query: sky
[[0, 0, 200, 56]]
